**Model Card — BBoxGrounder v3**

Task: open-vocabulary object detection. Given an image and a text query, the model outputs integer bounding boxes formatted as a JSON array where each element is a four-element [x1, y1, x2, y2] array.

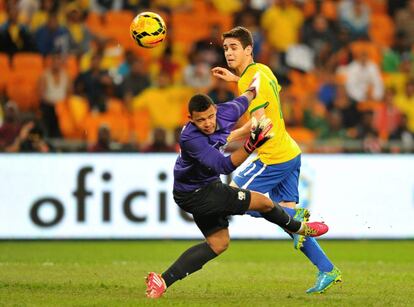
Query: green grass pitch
[[0, 241, 413, 306]]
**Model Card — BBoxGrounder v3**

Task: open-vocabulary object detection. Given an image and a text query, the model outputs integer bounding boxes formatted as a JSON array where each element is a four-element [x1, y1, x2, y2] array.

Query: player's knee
[[261, 200, 274, 213], [254, 196, 274, 213], [206, 229, 230, 255], [209, 239, 230, 255], [249, 192, 274, 212]]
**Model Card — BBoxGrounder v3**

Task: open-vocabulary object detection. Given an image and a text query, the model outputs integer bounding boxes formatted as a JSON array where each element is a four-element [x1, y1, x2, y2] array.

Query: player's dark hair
[[188, 94, 215, 115], [222, 26, 254, 49]]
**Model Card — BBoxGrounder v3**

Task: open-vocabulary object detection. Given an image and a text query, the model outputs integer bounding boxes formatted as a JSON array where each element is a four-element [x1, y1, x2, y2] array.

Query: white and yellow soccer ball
[[130, 11, 167, 48]]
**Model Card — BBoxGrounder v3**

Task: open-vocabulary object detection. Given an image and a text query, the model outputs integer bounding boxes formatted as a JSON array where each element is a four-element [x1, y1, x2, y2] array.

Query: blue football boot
[[293, 208, 310, 249], [306, 267, 342, 294]]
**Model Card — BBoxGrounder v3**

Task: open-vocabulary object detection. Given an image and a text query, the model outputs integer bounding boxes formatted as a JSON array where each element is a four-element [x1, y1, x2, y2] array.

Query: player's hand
[[18, 121, 34, 141], [244, 116, 273, 154], [211, 67, 240, 82]]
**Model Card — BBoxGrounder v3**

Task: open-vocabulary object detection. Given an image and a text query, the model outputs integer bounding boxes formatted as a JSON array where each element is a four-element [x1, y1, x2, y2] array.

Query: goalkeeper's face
[[223, 38, 252, 70], [190, 105, 217, 135]]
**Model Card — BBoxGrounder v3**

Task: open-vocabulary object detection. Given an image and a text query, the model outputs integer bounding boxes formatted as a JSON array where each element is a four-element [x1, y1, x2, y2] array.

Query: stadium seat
[[350, 41, 382, 65], [12, 52, 44, 72], [6, 71, 41, 111], [286, 127, 316, 144], [105, 10, 134, 28], [208, 12, 233, 32], [302, 1, 315, 18], [106, 98, 128, 115], [101, 25, 135, 51], [369, 13, 395, 47], [303, 0, 337, 20], [105, 98, 130, 143], [44, 54, 79, 79], [288, 85, 307, 102], [0, 11, 6, 25], [130, 109, 151, 144], [107, 113, 130, 143], [83, 99, 130, 144], [321, 0, 337, 20], [86, 12, 104, 35], [365, 0, 387, 14], [357, 100, 381, 112], [56, 100, 78, 139], [304, 72, 319, 94], [171, 12, 209, 45], [56, 95, 90, 139], [130, 46, 153, 62], [0, 53, 10, 92], [288, 70, 303, 85], [287, 71, 318, 100], [84, 113, 118, 143], [0, 53, 9, 67], [68, 96, 89, 128], [84, 113, 103, 143], [65, 55, 79, 80], [193, 0, 209, 13]]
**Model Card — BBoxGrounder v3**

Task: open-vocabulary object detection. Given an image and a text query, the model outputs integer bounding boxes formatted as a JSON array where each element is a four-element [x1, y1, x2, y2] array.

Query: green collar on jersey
[[240, 62, 256, 78]]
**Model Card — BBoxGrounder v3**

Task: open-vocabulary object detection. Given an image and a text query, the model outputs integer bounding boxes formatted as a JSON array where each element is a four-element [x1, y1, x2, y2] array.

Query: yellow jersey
[[238, 63, 301, 164]]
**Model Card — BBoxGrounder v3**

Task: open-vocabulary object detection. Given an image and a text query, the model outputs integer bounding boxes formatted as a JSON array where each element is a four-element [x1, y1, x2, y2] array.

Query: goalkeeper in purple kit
[[145, 77, 329, 298]]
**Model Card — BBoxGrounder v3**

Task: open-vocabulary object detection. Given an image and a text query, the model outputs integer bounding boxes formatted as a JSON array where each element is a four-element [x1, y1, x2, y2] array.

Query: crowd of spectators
[[0, 0, 414, 153]]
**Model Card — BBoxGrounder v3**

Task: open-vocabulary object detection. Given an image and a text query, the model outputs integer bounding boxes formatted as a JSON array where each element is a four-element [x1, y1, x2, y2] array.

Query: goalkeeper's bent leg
[[248, 191, 301, 233]]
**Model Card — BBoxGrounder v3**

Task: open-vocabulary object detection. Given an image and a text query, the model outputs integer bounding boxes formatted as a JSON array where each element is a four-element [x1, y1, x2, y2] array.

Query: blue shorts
[[233, 154, 301, 205]]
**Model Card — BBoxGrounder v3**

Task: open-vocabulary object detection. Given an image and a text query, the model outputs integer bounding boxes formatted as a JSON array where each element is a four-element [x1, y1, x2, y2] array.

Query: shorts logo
[[238, 191, 246, 201]]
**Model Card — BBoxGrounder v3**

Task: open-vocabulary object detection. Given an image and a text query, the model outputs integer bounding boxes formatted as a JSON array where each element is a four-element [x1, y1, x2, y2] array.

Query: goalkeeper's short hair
[[188, 94, 215, 115]]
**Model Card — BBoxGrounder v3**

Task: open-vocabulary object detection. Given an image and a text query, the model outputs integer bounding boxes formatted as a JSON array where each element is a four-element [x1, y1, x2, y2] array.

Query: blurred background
[[0, 0, 413, 153], [0, 0, 413, 241]]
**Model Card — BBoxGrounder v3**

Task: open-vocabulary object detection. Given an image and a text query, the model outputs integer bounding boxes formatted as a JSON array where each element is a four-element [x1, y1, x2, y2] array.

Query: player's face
[[223, 38, 252, 70], [190, 105, 217, 135]]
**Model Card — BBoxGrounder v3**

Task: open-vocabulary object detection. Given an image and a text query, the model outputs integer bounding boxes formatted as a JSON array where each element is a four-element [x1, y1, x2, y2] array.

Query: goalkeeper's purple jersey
[[173, 96, 249, 192]]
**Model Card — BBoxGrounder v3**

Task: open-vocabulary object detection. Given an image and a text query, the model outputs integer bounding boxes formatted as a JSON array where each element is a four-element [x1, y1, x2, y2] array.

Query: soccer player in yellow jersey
[[212, 26, 342, 294]]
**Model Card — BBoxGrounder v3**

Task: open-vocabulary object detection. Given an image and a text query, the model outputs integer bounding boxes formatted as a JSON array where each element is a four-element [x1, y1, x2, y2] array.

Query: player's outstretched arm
[[228, 72, 263, 142], [227, 119, 251, 143], [211, 67, 240, 82], [227, 104, 267, 142]]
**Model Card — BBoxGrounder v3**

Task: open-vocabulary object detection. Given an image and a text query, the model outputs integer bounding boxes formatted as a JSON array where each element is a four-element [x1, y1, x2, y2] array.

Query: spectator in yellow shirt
[[132, 72, 194, 132], [261, 0, 304, 52], [394, 80, 414, 132]]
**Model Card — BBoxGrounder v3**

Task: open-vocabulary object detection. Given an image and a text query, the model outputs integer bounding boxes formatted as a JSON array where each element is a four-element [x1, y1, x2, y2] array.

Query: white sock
[[296, 222, 304, 234]]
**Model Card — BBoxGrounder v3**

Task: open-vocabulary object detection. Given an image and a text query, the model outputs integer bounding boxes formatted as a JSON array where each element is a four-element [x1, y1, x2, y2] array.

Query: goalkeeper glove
[[244, 116, 273, 154]]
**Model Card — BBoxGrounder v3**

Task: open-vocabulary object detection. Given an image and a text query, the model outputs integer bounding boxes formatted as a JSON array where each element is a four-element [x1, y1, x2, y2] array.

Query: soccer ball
[[130, 11, 166, 48]]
